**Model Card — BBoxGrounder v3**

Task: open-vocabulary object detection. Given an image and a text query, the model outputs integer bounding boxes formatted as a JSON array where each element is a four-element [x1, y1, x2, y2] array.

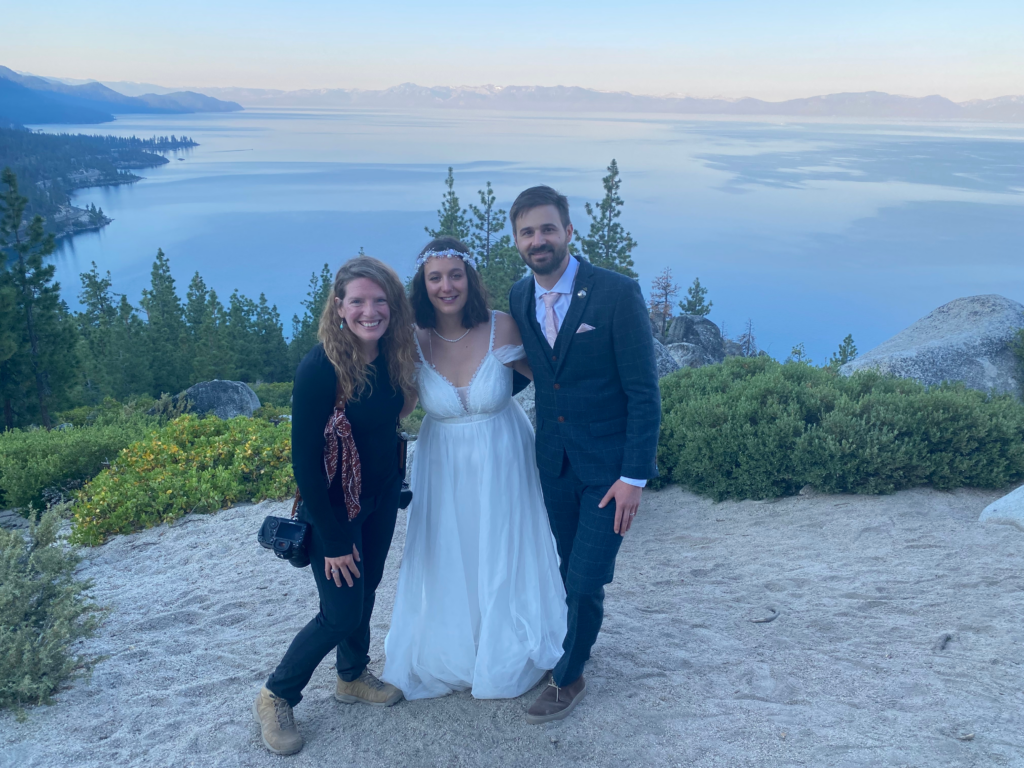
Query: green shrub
[[253, 404, 291, 422], [252, 382, 293, 408], [657, 357, 1024, 500], [797, 383, 1024, 494], [0, 415, 156, 511], [71, 414, 293, 546], [148, 392, 193, 421], [54, 397, 158, 428], [1011, 327, 1024, 398], [401, 404, 426, 436], [0, 507, 99, 710]]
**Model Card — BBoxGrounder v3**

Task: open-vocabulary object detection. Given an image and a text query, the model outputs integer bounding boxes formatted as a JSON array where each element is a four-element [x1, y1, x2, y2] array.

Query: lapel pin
[[577, 288, 587, 298]]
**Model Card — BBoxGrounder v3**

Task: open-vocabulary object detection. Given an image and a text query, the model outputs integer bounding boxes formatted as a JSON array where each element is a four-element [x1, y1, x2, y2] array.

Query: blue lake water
[[38, 108, 1024, 363]]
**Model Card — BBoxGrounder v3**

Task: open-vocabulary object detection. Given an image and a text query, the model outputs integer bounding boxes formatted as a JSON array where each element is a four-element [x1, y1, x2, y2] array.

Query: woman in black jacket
[[254, 256, 418, 756]]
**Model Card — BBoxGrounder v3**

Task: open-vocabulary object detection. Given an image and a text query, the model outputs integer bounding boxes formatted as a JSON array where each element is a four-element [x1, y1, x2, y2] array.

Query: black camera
[[257, 516, 311, 568]]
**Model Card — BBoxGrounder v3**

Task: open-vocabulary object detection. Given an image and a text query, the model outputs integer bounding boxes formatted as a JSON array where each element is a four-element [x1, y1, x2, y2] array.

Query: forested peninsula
[[0, 125, 196, 237]]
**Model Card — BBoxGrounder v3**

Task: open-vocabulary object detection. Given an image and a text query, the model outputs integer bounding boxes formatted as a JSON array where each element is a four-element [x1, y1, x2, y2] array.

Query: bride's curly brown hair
[[317, 256, 418, 405]]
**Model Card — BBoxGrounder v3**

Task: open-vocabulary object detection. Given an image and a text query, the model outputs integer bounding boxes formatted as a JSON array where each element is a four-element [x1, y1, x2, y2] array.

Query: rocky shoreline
[[52, 204, 115, 239]]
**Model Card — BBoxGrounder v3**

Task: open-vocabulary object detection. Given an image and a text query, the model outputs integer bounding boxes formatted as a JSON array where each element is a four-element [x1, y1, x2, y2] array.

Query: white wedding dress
[[383, 312, 567, 700]]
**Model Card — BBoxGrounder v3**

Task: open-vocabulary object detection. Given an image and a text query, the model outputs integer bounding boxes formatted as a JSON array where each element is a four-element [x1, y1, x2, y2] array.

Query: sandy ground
[[2, 484, 1023, 768]]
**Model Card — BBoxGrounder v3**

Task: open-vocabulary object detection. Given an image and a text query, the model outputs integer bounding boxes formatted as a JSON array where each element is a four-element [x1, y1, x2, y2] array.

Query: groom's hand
[[599, 480, 642, 536]]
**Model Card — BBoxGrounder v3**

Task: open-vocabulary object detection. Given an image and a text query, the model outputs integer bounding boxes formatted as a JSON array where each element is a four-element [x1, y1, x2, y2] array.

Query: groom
[[508, 186, 661, 723]]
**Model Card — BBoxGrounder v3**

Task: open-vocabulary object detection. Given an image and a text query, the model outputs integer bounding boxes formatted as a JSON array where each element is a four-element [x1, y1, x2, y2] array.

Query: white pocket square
[[576, 323, 596, 333]]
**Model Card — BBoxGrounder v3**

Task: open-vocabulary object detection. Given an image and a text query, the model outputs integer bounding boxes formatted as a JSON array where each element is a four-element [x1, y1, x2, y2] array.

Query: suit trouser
[[539, 452, 623, 687], [266, 478, 400, 707]]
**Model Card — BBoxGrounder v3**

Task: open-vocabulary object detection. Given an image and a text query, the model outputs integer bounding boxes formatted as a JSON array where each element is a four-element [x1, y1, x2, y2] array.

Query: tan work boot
[[525, 675, 587, 724], [335, 670, 403, 707], [253, 687, 304, 755]]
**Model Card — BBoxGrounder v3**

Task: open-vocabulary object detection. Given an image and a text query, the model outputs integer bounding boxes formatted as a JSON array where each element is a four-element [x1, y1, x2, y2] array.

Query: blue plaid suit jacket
[[509, 258, 661, 486]]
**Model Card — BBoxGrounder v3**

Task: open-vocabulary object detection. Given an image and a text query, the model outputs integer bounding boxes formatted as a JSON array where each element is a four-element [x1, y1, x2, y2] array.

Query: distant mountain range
[[137, 82, 1024, 122], [0, 67, 243, 125], [9, 69, 1024, 122]]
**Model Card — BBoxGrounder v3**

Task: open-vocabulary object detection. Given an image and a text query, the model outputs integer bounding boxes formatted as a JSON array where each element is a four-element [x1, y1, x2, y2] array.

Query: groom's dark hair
[[509, 186, 571, 231]]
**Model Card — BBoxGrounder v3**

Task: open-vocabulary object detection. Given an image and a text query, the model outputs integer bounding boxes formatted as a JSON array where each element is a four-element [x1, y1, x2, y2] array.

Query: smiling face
[[423, 256, 470, 320], [335, 277, 390, 354], [513, 204, 573, 276]]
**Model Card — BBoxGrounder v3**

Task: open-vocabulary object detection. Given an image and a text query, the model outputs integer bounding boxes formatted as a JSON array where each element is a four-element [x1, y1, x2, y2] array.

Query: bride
[[383, 237, 567, 700]]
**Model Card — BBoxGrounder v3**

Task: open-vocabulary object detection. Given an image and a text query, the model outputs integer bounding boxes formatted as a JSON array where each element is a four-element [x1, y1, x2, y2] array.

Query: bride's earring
[[339, 320, 345, 330]]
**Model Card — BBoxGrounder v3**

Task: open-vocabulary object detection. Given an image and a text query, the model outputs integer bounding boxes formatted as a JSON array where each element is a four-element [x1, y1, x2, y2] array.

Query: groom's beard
[[520, 240, 569, 276]]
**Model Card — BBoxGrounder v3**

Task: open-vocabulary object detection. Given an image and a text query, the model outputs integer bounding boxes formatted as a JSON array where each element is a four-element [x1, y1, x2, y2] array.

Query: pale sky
[[8, 0, 1024, 101]]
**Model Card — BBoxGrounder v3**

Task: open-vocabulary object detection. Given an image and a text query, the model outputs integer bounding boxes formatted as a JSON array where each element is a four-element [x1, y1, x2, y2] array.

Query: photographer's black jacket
[[291, 344, 404, 558]]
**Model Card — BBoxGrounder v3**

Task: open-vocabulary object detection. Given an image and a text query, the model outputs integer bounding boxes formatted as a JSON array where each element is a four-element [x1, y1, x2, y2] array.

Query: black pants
[[266, 479, 400, 707], [539, 453, 623, 687]]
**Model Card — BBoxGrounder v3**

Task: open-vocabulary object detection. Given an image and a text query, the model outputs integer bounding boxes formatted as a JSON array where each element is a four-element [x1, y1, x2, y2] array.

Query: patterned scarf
[[292, 406, 362, 521]]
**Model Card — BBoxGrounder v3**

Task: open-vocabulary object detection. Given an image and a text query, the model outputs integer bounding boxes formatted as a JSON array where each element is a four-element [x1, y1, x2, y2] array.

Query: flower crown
[[416, 248, 479, 269]]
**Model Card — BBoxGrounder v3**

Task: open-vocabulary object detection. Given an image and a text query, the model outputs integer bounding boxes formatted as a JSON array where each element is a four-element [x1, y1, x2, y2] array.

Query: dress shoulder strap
[[412, 326, 427, 364], [488, 310, 497, 353]]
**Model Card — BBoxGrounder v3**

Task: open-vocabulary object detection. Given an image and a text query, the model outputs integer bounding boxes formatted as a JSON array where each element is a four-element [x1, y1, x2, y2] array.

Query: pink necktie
[[541, 292, 561, 347]]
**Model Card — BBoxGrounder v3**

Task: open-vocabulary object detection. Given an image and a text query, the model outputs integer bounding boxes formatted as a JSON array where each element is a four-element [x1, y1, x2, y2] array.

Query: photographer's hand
[[325, 545, 361, 587]]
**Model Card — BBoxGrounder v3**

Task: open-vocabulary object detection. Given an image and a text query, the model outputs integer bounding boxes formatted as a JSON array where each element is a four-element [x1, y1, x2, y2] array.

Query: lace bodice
[[415, 312, 526, 421]]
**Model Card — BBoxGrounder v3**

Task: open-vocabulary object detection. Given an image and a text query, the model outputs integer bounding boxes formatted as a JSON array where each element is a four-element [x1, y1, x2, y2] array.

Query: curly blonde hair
[[317, 256, 418, 405]]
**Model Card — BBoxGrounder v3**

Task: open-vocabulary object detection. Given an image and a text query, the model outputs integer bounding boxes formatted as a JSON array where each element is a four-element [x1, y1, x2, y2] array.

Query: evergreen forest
[[0, 168, 295, 430]]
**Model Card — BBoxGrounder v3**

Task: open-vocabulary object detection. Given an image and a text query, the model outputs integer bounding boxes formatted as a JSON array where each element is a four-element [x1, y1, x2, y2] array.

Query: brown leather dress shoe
[[525, 675, 586, 724]]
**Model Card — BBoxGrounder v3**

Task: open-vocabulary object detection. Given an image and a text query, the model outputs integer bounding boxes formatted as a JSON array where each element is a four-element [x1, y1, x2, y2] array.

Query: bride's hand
[[325, 545, 361, 587]]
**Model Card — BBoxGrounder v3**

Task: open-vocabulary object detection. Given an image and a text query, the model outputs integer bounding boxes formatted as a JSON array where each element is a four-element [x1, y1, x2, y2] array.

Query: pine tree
[[0, 269, 19, 429], [76, 263, 118, 402], [45, 301, 79, 414], [829, 335, 858, 368], [86, 203, 105, 227], [468, 182, 505, 268], [578, 159, 638, 279], [0, 268, 28, 431], [477, 243, 523, 313], [648, 267, 679, 335], [184, 272, 228, 384], [679, 277, 712, 317], [787, 342, 811, 364], [139, 249, 188, 396], [74, 263, 153, 402], [225, 290, 260, 382], [426, 167, 471, 241], [254, 294, 289, 383], [738, 319, 758, 358], [183, 272, 208, 342], [190, 289, 230, 383], [468, 181, 525, 313], [107, 295, 151, 399], [0, 168, 78, 428], [289, 265, 332, 370]]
